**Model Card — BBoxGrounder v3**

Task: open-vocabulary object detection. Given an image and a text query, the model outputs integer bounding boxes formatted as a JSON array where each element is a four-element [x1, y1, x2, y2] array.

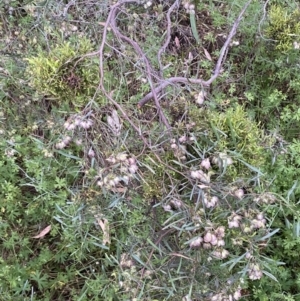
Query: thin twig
[[138, 0, 252, 107], [157, 0, 180, 76], [97, 0, 146, 138], [109, 3, 171, 129], [258, 0, 273, 42]]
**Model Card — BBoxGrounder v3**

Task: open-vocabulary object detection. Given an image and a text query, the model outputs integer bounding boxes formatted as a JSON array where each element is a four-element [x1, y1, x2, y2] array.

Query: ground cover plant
[[1, 0, 300, 300]]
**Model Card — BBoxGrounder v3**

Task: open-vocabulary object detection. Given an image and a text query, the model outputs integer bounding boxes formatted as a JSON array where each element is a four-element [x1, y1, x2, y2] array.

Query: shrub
[[25, 37, 100, 108]]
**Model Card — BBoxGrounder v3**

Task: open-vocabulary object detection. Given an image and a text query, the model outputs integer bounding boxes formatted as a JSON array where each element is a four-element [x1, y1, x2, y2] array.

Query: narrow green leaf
[[55, 150, 81, 160], [255, 228, 280, 241], [190, 13, 200, 44], [221, 252, 246, 271], [236, 158, 264, 175], [53, 216, 68, 227], [91, 241, 109, 250], [131, 254, 150, 269], [262, 270, 278, 282]]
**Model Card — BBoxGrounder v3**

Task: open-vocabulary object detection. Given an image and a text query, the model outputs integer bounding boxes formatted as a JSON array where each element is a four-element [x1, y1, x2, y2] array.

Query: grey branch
[[138, 0, 252, 107]]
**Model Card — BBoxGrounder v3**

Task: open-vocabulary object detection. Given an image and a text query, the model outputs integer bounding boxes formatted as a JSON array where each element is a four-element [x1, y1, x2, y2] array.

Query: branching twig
[[91, 0, 251, 128], [95, 0, 171, 129], [110, 4, 171, 129], [157, 0, 180, 76], [138, 0, 252, 107], [258, 0, 273, 42]]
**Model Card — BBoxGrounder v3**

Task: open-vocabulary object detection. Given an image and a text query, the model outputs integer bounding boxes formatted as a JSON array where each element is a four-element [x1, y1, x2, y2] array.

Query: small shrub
[[25, 37, 100, 107], [265, 4, 300, 52]]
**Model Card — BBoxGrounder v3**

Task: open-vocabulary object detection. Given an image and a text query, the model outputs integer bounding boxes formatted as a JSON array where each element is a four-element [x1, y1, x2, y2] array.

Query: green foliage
[[189, 104, 269, 180], [267, 139, 300, 198], [210, 105, 267, 176], [25, 38, 100, 107], [3, 0, 300, 300], [265, 5, 300, 52]]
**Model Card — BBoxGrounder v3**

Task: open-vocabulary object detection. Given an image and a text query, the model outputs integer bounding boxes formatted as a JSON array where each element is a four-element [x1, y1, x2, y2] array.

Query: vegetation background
[[1, 0, 300, 300]]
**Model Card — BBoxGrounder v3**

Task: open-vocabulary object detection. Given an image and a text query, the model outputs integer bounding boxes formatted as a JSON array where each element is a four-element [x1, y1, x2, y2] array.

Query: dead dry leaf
[[111, 186, 127, 194], [98, 22, 111, 31], [175, 36, 180, 48], [203, 47, 212, 61], [107, 110, 121, 136], [32, 225, 51, 239], [195, 90, 207, 105], [95, 217, 110, 246]]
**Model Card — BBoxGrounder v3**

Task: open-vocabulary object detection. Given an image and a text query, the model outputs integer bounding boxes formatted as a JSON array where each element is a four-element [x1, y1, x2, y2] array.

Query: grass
[[1, 0, 300, 300]]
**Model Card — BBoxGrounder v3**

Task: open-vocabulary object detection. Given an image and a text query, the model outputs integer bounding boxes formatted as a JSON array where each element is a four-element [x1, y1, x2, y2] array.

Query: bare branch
[[138, 0, 252, 107], [98, 0, 171, 129], [157, 0, 180, 76]]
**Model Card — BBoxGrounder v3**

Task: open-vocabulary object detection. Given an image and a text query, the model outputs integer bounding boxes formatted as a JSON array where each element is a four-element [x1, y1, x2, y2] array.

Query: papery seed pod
[[231, 40, 240, 46], [88, 148, 95, 158], [228, 220, 239, 228], [79, 121, 86, 128], [245, 252, 252, 259], [109, 179, 116, 187], [234, 189, 244, 199], [170, 199, 182, 209], [217, 239, 225, 246], [163, 205, 172, 212], [205, 201, 212, 208], [215, 226, 225, 238], [64, 121, 70, 129], [233, 290, 242, 300], [221, 249, 229, 259], [204, 232, 212, 243], [212, 250, 222, 259], [128, 157, 136, 165], [211, 196, 219, 205], [113, 177, 121, 185], [116, 153, 128, 161], [128, 164, 138, 174], [75, 139, 82, 145], [200, 158, 211, 170], [190, 237, 203, 247], [64, 136, 72, 143], [86, 119, 93, 128], [106, 156, 116, 164], [203, 242, 211, 249], [211, 295, 219, 301], [195, 89, 207, 104], [210, 234, 218, 246], [233, 215, 242, 221], [243, 226, 252, 233], [256, 213, 264, 220], [123, 175, 129, 184], [179, 135, 187, 143], [68, 123, 76, 130], [191, 170, 199, 179], [190, 170, 209, 182], [56, 141, 66, 149], [74, 118, 81, 126]]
